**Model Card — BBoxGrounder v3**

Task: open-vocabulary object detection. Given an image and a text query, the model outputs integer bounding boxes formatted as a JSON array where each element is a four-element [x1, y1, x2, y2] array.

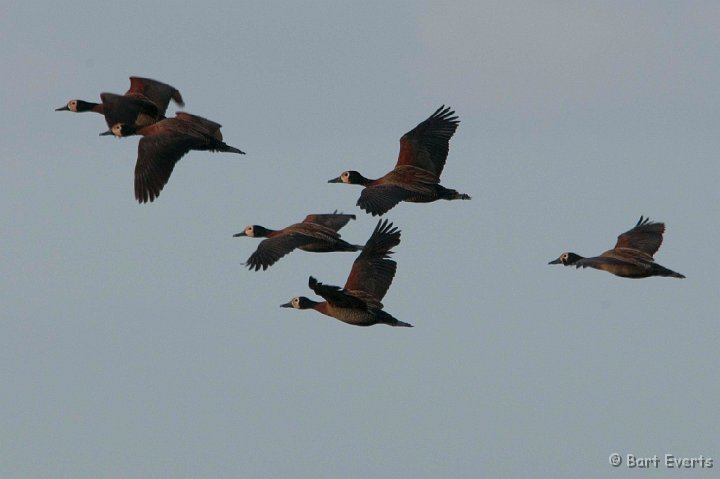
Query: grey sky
[[2, 2, 718, 478]]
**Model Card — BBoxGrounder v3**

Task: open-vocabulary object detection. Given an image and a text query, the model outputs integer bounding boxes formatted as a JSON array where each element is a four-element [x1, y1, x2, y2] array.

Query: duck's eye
[[292, 297, 300, 306], [342, 171, 349, 178], [69, 100, 77, 111], [561, 253, 568, 261], [246, 226, 253, 235]]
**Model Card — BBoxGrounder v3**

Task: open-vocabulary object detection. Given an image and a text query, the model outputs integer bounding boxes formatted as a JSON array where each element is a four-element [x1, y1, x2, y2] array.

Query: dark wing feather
[[396, 105, 459, 177], [613, 216, 665, 257], [302, 211, 356, 231], [383, 165, 441, 189], [355, 167, 438, 216], [602, 248, 655, 263], [134, 132, 198, 203], [244, 223, 342, 270], [286, 223, 342, 241], [308, 277, 369, 309], [100, 92, 160, 129], [343, 219, 400, 300], [127, 77, 185, 113], [357, 186, 414, 216], [244, 234, 318, 271], [169, 113, 244, 154], [174, 112, 223, 136]]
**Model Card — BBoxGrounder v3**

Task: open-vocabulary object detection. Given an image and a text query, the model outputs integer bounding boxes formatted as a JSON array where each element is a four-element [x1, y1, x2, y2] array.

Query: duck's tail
[[453, 192, 471, 200], [335, 239, 363, 252], [208, 138, 245, 154], [652, 263, 686, 279], [393, 319, 414, 327], [375, 309, 413, 327], [220, 143, 245, 155], [438, 185, 471, 201]]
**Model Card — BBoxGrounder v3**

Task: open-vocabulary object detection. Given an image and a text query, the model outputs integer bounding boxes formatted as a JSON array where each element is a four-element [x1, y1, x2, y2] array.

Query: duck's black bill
[[55, 105, 70, 111], [548, 257, 562, 265], [233, 232, 247, 237], [280, 302, 293, 308], [99, 130, 113, 136], [328, 176, 343, 183]]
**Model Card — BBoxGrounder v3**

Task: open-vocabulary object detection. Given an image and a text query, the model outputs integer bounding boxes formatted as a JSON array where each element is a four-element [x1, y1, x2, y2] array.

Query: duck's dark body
[[329, 106, 470, 216], [103, 112, 244, 203], [234, 212, 362, 271], [281, 219, 412, 327], [549, 216, 685, 279], [57, 76, 184, 130]]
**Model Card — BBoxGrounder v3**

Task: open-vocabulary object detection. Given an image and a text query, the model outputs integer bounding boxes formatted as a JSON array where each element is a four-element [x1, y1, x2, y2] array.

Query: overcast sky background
[[2, 2, 719, 478]]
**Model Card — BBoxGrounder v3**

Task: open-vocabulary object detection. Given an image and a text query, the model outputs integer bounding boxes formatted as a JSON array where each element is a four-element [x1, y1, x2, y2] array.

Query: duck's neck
[[77, 100, 104, 113], [256, 226, 277, 237], [355, 174, 374, 186], [313, 301, 332, 315], [566, 252, 585, 265]]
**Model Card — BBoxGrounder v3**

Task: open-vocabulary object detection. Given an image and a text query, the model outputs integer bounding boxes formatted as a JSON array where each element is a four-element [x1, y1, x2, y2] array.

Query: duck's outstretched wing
[[614, 216, 665, 257], [396, 105, 459, 177], [343, 219, 400, 301]]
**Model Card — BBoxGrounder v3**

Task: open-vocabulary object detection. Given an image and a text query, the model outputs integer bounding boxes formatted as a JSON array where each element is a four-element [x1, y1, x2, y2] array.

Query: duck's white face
[[340, 171, 351, 183], [110, 123, 124, 137], [67, 100, 78, 112], [243, 225, 255, 237], [559, 252, 569, 263], [281, 296, 304, 309]]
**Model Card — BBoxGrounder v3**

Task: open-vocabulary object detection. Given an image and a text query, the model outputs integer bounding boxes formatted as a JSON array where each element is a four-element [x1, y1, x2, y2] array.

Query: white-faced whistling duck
[[100, 112, 245, 203], [281, 219, 412, 327], [234, 211, 363, 271], [56, 77, 184, 129], [328, 106, 471, 216], [549, 216, 685, 279]]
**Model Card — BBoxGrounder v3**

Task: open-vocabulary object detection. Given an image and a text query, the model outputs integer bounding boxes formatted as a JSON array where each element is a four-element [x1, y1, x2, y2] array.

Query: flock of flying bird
[[57, 76, 685, 327]]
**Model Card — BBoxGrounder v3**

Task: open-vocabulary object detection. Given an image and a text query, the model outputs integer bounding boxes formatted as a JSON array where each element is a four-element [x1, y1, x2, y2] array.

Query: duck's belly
[[323, 306, 377, 326], [596, 262, 650, 278]]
